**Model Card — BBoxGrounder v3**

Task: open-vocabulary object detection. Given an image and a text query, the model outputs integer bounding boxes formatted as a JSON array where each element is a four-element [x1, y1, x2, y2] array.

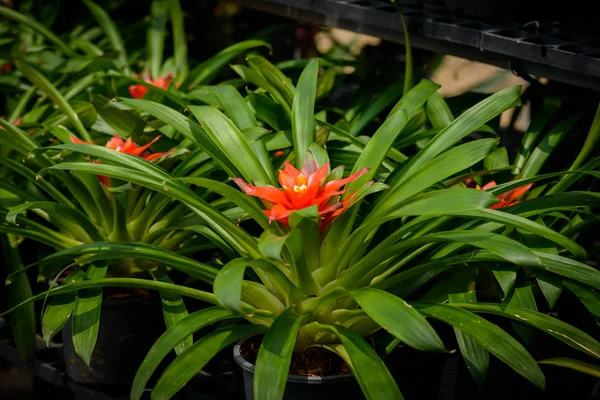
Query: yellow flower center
[[293, 184, 308, 194], [293, 174, 308, 193]]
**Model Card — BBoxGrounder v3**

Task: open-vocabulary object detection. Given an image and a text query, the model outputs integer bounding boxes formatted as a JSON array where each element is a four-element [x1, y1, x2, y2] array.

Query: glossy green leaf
[[1, 235, 36, 361], [464, 208, 586, 259], [247, 56, 295, 106], [41, 268, 86, 346], [376, 138, 498, 214], [414, 302, 545, 389], [15, 61, 91, 141], [350, 288, 446, 352], [72, 262, 108, 366], [189, 105, 271, 184], [148, 0, 168, 80], [254, 308, 305, 400], [350, 79, 403, 135], [391, 86, 521, 187], [512, 96, 561, 175], [327, 325, 403, 400], [520, 112, 582, 178], [119, 98, 238, 177], [536, 272, 562, 310], [491, 264, 518, 298], [484, 147, 509, 170], [178, 177, 269, 229], [291, 59, 318, 167], [0, 5, 75, 56], [389, 80, 439, 121], [455, 303, 600, 359], [346, 110, 408, 191], [83, 0, 129, 72], [538, 358, 600, 378], [168, 0, 188, 81], [37, 242, 218, 283], [563, 280, 600, 324], [209, 85, 257, 130], [131, 307, 238, 400], [184, 40, 271, 89], [153, 270, 191, 356], [448, 269, 488, 387], [425, 91, 453, 129], [152, 325, 266, 400]]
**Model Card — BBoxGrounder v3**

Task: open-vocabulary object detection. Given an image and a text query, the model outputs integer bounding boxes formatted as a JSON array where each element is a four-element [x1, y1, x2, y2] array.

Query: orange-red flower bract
[[466, 178, 532, 209], [232, 159, 369, 229], [128, 73, 173, 99], [70, 135, 173, 185]]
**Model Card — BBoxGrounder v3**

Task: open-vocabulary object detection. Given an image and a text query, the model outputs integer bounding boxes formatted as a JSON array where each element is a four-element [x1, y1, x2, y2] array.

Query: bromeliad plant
[[5, 58, 599, 399]]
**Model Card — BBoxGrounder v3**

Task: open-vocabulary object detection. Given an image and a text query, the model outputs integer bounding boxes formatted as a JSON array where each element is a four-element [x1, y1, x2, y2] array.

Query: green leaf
[[536, 252, 600, 290], [327, 325, 403, 400], [91, 96, 145, 138], [375, 138, 498, 214], [346, 110, 408, 192], [130, 307, 238, 400], [520, 112, 583, 178], [178, 177, 269, 229], [1, 278, 219, 320], [41, 269, 86, 346], [208, 85, 257, 130], [291, 59, 319, 167], [350, 288, 446, 352], [247, 56, 295, 107], [414, 302, 545, 389], [152, 325, 267, 400], [213, 259, 248, 314], [563, 280, 600, 324], [168, 0, 188, 81], [0, 5, 75, 56], [254, 308, 305, 400], [536, 272, 562, 310], [259, 228, 319, 295], [1, 235, 36, 361], [484, 147, 509, 170], [83, 0, 129, 73], [72, 262, 108, 366], [184, 40, 271, 89], [153, 271, 191, 356], [425, 91, 453, 129], [350, 79, 404, 136], [15, 61, 91, 141], [392, 86, 521, 188], [455, 303, 600, 359], [389, 80, 440, 121], [148, 0, 168, 80], [119, 98, 239, 177], [248, 91, 287, 130], [464, 209, 586, 259], [512, 96, 560, 175], [189, 105, 272, 184], [37, 242, 218, 284], [538, 358, 600, 378], [448, 269, 489, 386], [491, 264, 518, 298]]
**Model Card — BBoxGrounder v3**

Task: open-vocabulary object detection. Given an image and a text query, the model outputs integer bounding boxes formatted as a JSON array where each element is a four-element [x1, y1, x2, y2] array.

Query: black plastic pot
[[62, 295, 162, 391], [233, 342, 364, 400]]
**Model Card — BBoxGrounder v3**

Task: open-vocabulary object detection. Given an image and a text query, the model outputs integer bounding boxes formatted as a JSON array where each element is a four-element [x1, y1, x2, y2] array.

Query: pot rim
[[233, 340, 354, 384]]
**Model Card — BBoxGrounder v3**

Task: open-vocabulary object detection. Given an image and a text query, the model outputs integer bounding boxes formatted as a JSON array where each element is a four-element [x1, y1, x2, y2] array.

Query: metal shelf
[[237, 0, 600, 90]]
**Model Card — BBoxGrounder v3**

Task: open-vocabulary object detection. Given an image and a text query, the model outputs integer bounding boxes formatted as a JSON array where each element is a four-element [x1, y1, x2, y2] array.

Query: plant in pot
[[0, 2, 273, 392], [6, 56, 599, 399]]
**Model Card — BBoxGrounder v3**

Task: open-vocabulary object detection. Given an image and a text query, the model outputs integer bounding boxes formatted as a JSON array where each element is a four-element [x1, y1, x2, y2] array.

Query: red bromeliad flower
[[71, 135, 173, 185], [128, 73, 174, 99], [232, 159, 368, 229], [466, 178, 532, 209], [0, 63, 12, 73]]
